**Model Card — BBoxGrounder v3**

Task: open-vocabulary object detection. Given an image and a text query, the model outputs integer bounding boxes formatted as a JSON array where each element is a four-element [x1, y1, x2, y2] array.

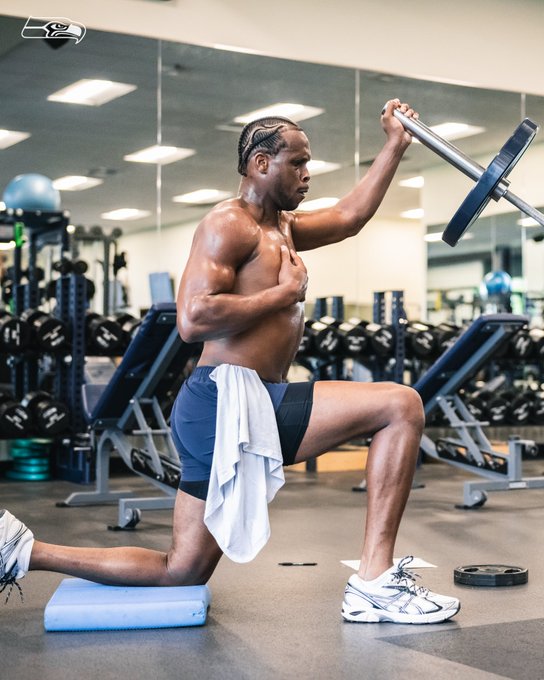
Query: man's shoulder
[[196, 200, 261, 247]]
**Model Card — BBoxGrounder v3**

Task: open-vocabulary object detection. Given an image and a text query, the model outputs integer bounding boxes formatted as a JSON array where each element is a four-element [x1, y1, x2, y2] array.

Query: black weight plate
[[443, 119, 538, 246], [454, 564, 528, 587]]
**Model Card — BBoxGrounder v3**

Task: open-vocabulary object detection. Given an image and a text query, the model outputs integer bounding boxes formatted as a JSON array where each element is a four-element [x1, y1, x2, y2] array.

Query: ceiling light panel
[[124, 145, 196, 165], [234, 103, 324, 125], [173, 189, 233, 205], [101, 208, 151, 221], [0, 129, 31, 149], [48, 79, 137, 106], [53, 176, 104, 191]]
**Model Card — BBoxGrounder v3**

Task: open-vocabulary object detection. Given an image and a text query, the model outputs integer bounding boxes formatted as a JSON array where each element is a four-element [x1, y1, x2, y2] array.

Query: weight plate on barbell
[[454, 564, 528, 587], [442, 119, 538, 246]]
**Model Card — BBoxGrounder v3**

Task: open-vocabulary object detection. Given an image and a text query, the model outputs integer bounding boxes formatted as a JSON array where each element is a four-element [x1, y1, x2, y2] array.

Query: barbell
[[390, 107, 544, 246]]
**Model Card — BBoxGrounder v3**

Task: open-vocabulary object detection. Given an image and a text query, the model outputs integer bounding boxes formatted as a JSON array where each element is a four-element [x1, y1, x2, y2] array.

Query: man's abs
[[198, 305, 304, 382]]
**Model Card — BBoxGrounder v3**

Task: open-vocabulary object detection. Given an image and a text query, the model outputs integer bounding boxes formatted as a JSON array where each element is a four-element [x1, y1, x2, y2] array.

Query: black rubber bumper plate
[[454, 564, 528, 587]]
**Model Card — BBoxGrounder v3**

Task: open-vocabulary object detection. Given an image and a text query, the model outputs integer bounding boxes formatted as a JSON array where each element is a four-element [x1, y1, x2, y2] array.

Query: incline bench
[[59, 303, 199, 528], [414, 313, 544, 508]]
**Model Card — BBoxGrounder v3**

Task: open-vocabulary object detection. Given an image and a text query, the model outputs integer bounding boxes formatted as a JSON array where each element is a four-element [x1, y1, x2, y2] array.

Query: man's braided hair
[[237, 116, 303, 175]]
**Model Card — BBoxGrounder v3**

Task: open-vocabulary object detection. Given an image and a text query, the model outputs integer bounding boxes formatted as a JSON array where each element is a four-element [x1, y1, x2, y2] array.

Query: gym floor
[[2, 455, 544, 680]]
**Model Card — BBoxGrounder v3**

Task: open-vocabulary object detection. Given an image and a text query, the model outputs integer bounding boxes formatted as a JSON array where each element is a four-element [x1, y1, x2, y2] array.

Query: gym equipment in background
[[3, 174, 61, 213], [415, 313, 544, 509], [389, 107, 544, 245], [58, 304, 199, 529]]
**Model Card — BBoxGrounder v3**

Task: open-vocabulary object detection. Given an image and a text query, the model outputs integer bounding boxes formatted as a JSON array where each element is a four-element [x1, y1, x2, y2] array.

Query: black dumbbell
[[507, 329, 534, 360], [528, 328, 544, 359], [0, 311, 32, 352], [20, 309, 68, 351], [52, 258, 89, 275], [21, 391, 70, 436], [337, 318, 369, 358], [365, 322, 395, 357], [530, 392, 544, 425], [406, 321, 439, 360], [306, 316, 342, 358], [0, 391, 31, 437], [86, 312, 124, 353], [114, 312, 142, 346], [506, 390, 535, 426]]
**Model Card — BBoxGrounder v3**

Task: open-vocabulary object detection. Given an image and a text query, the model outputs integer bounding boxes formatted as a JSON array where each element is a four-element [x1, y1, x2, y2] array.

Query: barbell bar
[[389, 106, 544, 245]]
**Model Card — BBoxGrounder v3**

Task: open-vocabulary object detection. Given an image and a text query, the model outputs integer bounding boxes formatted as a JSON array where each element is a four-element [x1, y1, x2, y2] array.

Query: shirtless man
[[1, 99, 460, 624]]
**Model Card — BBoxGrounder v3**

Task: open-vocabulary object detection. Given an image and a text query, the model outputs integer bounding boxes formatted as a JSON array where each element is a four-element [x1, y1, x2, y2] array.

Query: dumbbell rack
[[2, 210, 93, 481], [372, 290, 406, 384]]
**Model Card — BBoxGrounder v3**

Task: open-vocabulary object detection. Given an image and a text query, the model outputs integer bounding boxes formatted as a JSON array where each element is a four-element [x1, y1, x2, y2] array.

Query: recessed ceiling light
[[48, 79, 136, 106], [413, 122, 485, 144], [124, 145, 196, 165], [0, 129, 31, 149], [53, 176, 104, 191], [234, 103, 324, 125], [101, 208, 150, 221], [296, 197, 339, 211], [173, 189, 233, 205], [399, 176, 424, 189], [401, 208, 424, 219], [517, 216, 539, 227], [307, 160, 341, 176]]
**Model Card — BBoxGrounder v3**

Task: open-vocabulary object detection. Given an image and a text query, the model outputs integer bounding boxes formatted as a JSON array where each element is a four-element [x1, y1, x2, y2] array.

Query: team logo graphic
[[21, 17, 86, 44]]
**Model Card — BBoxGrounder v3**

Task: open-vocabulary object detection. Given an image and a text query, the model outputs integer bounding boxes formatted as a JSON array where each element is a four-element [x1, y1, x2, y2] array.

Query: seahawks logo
[[21, 17, 86, 44]]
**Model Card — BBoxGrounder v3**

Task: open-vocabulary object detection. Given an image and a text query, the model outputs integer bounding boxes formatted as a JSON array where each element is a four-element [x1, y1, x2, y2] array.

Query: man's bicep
[[291, 208, 349, 251]]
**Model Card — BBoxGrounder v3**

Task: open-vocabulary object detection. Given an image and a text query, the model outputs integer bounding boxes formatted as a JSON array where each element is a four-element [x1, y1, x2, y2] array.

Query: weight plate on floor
[[454, 564, 528, 587], [5, 469, 51, 481], [443, 119, 538, 246]]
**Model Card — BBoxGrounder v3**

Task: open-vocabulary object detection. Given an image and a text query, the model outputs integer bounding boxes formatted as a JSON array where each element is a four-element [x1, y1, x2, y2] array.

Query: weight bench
[[59, 303, 198, 528], [414, 313, 544, 508]]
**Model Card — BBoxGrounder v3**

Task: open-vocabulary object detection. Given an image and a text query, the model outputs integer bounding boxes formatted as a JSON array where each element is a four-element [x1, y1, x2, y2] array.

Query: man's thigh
[[293, 380, 408, 464]]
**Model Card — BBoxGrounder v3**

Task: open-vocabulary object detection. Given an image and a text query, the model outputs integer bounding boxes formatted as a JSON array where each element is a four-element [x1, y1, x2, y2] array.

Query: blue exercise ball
[[483, 270, 512, 296], [3, 173, 61, 212]]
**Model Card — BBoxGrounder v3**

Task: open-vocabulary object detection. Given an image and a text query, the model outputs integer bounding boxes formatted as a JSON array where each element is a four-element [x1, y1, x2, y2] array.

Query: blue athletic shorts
[[170, 366, 314, 500]]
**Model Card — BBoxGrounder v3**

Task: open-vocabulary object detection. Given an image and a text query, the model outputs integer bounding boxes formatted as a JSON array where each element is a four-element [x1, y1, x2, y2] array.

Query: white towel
[[204, 364, 285, 562]]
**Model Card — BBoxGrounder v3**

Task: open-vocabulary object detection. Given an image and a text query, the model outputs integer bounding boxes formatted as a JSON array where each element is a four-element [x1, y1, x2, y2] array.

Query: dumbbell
[[433, 322, 461, 354], [114, 312, 143, 347], [506, 390, 535, 426], [528, 328, 544, 359], [405, 321, 439, 360], [0, 392, 31, 437], [52, 258, 89, 275], [365, 322, 395, 357], [0, 311, 32, 352], [337, 318, 369, 358], [530, 392, 544, 425], [21, 391, 70, 436], [503, 329, 534, 360], [20, 309, 68, 351], [86, 312, 124, 353], [305, 316, 343, 358]]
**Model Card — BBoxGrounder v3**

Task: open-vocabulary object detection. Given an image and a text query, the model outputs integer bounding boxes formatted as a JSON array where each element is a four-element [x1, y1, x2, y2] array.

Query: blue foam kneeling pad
[[44, 578, 211, 631]]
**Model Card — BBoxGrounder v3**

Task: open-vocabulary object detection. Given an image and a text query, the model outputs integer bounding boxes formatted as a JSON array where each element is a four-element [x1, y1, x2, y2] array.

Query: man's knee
[[390, 385, 425, 430], [166, 546, 221, 586]]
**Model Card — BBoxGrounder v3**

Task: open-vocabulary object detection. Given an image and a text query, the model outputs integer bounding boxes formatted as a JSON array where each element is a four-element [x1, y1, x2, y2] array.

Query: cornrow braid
[[237, 116, 303, 175]]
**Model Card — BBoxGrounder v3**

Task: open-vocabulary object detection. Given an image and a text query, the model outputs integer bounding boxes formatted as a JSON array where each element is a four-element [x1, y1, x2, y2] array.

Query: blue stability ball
[[483, 270, 513, 296], [3, 173, 61, 212]]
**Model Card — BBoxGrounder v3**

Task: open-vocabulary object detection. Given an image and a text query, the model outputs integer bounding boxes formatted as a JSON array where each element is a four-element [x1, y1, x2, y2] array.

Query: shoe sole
[[341, 603, 460, 624]]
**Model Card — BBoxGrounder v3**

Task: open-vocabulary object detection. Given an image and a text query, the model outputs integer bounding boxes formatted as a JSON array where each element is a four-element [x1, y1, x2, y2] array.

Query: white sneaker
[[342, 556, 460, 624], [0, 509, 34, 602]]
